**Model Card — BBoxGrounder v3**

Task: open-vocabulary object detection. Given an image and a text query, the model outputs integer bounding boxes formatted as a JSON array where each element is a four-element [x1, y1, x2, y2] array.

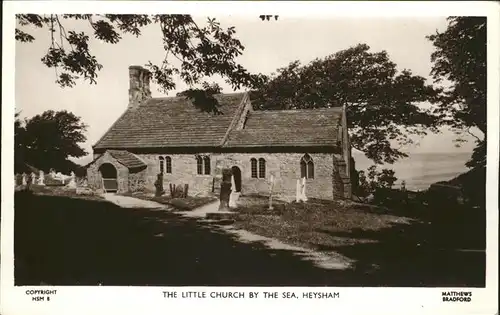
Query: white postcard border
[[2, 2, 499, 315]]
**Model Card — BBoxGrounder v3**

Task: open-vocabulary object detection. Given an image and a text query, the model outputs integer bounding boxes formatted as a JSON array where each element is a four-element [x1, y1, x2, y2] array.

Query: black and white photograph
[[1, 1, 498, 315]]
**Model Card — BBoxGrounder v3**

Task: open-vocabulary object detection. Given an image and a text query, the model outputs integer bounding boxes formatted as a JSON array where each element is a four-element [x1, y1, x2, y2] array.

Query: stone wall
[[87, 150, 351, 200], [136, 152, 339, 201], [135, 153, 216, 196], [218, 153, 336, 201], [128, 168, 147, 192]]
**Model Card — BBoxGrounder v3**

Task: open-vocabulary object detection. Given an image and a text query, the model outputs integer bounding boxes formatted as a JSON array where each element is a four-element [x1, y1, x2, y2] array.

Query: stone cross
[[218, 168, 232, 211], [38, 170, 45, 185], [22, 173, 27, 186], [228, 173, 238, 208], [31, 172, 37, 185]]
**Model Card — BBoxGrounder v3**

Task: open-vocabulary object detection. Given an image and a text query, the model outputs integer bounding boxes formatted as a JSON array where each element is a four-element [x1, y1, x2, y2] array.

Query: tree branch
[[55, 14, 74, 52], [466, 127, 481, 142]]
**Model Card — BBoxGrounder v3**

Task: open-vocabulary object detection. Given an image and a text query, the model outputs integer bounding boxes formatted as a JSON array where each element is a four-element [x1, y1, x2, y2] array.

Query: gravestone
[[22, 173, 27, 186], [219, 168, 232, 211], [38, 170, 45, 186], [154, 173, 164, 197], [301, 177, 308, 201], [229, 174, 237, 208], [30, 172, 37, 185], [67, 171, 77, 188], [296, 177, 308, 202]]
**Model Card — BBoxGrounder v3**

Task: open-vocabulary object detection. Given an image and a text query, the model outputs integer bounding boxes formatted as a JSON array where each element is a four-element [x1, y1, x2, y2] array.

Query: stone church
[[86, 65, 352, 201]]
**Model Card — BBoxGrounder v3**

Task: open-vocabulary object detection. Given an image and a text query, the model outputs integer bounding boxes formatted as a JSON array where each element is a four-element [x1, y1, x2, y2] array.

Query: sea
[[352, 151, 472, 192]]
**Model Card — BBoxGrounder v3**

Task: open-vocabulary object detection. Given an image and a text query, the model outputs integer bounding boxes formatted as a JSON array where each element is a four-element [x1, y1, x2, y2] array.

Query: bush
[[356, 165, 398, 205]]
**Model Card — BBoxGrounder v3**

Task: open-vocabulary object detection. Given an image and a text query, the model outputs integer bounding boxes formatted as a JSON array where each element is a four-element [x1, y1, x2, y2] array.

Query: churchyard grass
[[232, 195, 416, 250], [121, 192, 217, 211], [18, 184, 104, 201]]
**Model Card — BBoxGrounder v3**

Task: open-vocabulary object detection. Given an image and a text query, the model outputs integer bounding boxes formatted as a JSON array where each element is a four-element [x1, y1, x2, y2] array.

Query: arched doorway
[[99, 163, 118, 193], [231, 166, 242, 193]]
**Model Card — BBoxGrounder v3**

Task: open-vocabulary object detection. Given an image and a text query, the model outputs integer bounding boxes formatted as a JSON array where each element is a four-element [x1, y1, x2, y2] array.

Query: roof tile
[[94, 93, 246, 149], [225, 108, 343, 147], [108, 150, 146, 169], [94, 92, 344, 150]]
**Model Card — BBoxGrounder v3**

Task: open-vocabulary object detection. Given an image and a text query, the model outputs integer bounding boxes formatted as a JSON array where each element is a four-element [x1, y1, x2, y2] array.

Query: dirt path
[[103, 193, 168, 209], [102, 194, 352, 270], [178, 201, 353, 270]]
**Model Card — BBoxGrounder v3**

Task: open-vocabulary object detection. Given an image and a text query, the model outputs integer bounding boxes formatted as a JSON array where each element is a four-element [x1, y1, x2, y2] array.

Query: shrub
[[357, 165, 398, 205]]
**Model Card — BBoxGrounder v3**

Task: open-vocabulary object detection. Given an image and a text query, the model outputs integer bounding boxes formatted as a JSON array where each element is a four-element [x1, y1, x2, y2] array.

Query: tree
[[16, 14, 266, 96], [251, 44, 439, 164], [427, 17, 486, 168], [15, 110, 88, 173], [357, 165, 398, 205], [15, 113, 28, 173]]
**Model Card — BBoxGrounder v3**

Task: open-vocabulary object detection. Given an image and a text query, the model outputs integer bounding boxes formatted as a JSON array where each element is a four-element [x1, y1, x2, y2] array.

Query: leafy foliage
[[16, 14, 266, 92], [251, 44, 440, 164], [357, 166, 399, 206], [177, 82, 224, 114], [427, 17, 486, 168], [15, 110, 87, 174], [357, 166, 398, 196]]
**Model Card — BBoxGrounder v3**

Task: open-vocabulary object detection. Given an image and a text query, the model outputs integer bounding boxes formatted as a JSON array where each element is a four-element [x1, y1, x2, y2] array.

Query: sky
[[15, 15, 481, 167]]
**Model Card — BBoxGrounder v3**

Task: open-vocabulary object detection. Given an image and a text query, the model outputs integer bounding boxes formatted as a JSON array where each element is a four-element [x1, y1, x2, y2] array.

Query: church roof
[[107, 150, 147, 169], [93, 93, 246, 149], [93, 92, 345, 151], [225, 108, 342, 147]]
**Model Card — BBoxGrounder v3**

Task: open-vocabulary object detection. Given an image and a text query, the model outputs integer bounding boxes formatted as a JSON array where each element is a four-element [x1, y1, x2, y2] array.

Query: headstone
[[154, 173, 164, 197], [38, 170, 45, 185], [67, 171, 77, 188], [229, 174, 238, 208], [301, 177, 308, 202], [229, 194, 237, 209], [219, 168, 232, 211], [22, 173, 27, 186], [31, 172, 37, 184], [230, 173, 236, 193]]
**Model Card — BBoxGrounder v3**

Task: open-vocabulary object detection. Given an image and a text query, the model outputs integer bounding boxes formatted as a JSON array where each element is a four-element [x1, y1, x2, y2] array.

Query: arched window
[[250, 158, 258, 178], [203, 156, 211, 175], [258, 158, 266, 178], [159, 156, 165, 174], [165, 156, 172, 174], [300, 154, 314, 179], [196, 155, 211, 175], [196, 155, 203, 175]]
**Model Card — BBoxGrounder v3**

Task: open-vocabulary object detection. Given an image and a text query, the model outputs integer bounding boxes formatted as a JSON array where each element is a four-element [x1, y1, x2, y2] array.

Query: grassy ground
[[121, 192, 217, 211], [233, 196, 415, 249], [12, 192, 376, 286], [231, 195, 486, 286], [17, 184, 104, 201], [13, 192, 485, 286]]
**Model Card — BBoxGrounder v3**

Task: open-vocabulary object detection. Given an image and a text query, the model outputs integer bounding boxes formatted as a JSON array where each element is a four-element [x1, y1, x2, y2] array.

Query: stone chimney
[[128, 65, 152, 109]]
